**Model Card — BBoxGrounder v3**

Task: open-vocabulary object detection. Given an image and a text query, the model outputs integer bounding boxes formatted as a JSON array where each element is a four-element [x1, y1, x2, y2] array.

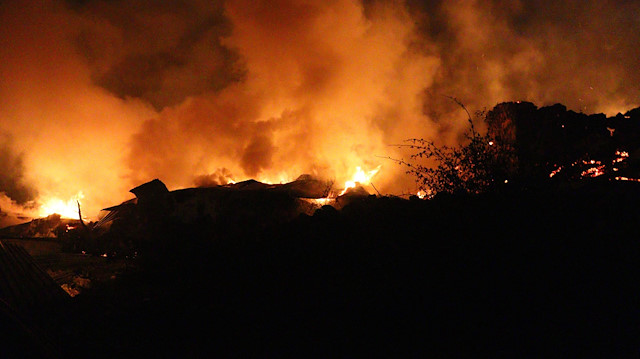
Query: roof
[[0, 241, 69, 310], [130, 178, 169, 199], [0, 241, 69, 358]]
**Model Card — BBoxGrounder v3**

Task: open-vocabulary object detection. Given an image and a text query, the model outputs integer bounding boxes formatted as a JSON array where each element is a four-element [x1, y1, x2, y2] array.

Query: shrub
[[393, 99, 510, 196]]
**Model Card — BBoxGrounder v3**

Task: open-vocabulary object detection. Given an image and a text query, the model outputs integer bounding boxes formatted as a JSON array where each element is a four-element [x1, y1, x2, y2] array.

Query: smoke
[[0, 0, 638, 222], [0, 135, 37, 204], [420, 0, 640, 121], [0, 135, 38, 227], [194, 168, 234, 187], [123, 0, 639, 192], [125, 0, 440, 191], [0, 0, 157, 221], [71, 0, 242, 109]]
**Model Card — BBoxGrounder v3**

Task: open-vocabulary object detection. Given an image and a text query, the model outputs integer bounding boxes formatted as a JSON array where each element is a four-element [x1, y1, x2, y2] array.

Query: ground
[[5, 181, 640, 357]]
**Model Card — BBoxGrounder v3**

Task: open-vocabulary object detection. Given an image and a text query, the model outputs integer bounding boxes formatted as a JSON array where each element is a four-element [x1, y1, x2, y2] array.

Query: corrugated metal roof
[[0, 241, 69, 358], [0, 241, 69, 311]]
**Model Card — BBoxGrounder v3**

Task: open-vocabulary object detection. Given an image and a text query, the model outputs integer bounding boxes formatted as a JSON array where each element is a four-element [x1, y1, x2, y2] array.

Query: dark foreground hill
[[53, 181, 640, 358]]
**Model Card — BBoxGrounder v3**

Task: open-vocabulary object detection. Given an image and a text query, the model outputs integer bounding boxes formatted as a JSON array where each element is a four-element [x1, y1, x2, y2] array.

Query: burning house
[[96, 175, 368, 230], [85, 175, 376, 256]]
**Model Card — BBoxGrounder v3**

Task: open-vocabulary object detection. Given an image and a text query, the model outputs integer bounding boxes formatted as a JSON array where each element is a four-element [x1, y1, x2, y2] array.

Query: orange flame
[[339, 165, 381, 196], [39, 191, 85, 219], [416, 190, 428, 199]]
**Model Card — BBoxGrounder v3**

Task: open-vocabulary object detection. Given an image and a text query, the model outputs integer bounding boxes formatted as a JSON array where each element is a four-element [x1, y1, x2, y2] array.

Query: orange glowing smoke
[[0, 0, 639, 225]]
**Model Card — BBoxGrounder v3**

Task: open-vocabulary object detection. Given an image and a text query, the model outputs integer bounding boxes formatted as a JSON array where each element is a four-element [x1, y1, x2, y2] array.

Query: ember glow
[[1, 0, 639, 226], [581, 165, 606, 178], [615, 177, 640, 182], [549, 166, 563, 178]]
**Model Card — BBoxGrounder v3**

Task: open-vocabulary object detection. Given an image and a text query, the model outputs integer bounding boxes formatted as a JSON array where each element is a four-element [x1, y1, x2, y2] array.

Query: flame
[[39, 191, 85, 219], [549, 166, 563, 178], [339, 165, 381, 196], [615, 176, 640, 182], [258, 172, 292, 185], [308, 198, 334, 206]]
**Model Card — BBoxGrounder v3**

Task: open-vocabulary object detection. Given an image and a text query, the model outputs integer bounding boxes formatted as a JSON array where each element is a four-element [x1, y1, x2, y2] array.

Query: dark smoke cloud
[[194, 167, 234, 187], [0, 135, 37, 204], [70, 0, 243, 109], [0, 135, 37, 228], [416, 0, 640, 122], [68, 0, 640, 121], [241, 135, 275, 177]]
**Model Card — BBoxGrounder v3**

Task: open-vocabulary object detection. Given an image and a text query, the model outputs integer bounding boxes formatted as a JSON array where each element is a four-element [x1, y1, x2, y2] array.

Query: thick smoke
[[0, 0, 638, 222], [72, 0, 242, 109], [0, 135, 37, 227], [122, 0, 639, 191], [0, 135, 37, 205], [125, 0, 440, 190], [0, 0, 157, 220], [420, 0, 640, 122]]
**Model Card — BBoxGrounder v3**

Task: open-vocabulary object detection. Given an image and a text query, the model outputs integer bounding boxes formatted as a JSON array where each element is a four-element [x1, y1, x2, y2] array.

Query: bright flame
[[339, 165, 381, 196], [39, 191, 85, 219], [308, 198, 334, 206]]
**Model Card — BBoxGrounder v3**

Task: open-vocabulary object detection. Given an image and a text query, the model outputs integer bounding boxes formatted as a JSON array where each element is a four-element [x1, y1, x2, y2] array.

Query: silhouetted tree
[[393, 99, 511, 196]]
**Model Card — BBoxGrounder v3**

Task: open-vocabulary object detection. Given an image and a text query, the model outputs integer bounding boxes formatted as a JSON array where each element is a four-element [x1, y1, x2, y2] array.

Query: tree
[[392, 99, 512, 196]]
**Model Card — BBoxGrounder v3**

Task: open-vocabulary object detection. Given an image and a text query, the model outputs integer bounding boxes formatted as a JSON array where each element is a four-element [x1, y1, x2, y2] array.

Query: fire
[[308, 198, 335, 206], [339, 165, 381, 196], [258, 172, 292, 185], [549, 166, 563, 178], [39, 191, 85, 219], [581, 165, 606, 178], [615, 177, 640, 182]]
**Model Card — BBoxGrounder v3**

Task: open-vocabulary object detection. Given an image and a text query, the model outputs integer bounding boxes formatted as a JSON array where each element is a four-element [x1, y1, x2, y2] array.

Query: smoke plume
[[0, 0, 638, 222], [122, 0, 439, 192]]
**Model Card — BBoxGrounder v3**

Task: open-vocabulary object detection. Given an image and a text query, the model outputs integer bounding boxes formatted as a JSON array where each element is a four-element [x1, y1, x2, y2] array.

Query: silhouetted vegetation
[[399, 100, 640, 196], [394, 102, 508, 195]]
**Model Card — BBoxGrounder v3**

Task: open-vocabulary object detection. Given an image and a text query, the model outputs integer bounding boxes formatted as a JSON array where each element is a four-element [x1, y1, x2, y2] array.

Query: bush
[[394, 100, 511, 196]]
